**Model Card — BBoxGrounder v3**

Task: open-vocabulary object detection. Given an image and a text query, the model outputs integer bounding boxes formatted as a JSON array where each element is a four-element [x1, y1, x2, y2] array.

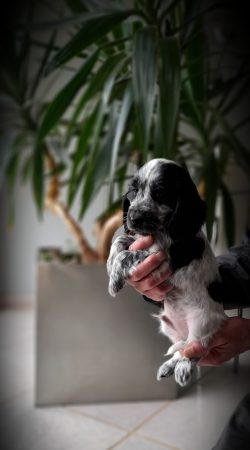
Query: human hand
[[181, 317, 250, 366], [127, 235, 173, 301]]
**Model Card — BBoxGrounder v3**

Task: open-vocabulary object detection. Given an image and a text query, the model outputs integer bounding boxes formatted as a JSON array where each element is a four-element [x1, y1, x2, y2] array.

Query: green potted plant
[[2, 0, 250, 258], [1, 0, 249, 405], [36, 0, 250, 248]]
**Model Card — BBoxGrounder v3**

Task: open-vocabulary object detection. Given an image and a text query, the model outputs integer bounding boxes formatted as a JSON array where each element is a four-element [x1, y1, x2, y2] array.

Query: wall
[[0, 1, 111, 306], [0, 175, 109, 306]]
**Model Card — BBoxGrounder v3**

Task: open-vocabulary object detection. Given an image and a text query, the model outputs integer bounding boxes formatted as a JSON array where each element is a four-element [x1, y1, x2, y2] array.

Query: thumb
[[181, 341, 205, 359]]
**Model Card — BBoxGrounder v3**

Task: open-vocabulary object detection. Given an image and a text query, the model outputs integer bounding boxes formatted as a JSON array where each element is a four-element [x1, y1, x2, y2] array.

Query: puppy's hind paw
[[157, 360, 175, 381], [174, 358, 193, 387]]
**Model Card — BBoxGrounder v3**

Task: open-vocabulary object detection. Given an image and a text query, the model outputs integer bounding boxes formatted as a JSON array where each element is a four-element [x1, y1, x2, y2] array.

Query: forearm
[[209, 234, 250, 309]]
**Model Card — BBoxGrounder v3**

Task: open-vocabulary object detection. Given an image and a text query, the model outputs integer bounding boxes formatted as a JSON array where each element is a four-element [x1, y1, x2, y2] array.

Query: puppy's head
[[123, 159, 206, 240]]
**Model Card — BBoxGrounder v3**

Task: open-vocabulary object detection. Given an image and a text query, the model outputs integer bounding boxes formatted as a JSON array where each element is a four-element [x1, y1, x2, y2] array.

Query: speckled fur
[[107, 159, 226, 387]]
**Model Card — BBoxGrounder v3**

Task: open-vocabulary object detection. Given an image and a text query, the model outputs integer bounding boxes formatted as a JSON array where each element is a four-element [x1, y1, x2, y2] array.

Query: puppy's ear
[[122, 195, 130, 233], [122, 184, 138, 234], [168, 174, 206, 240]]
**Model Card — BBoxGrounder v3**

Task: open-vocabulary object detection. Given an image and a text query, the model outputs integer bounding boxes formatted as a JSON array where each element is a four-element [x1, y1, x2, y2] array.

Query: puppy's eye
[[127, 188, 137, 202], [152, 187, 165, 202], [127, 176, 139, 202]]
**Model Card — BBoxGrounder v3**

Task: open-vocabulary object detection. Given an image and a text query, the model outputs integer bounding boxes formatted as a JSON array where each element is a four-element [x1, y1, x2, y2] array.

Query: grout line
[[68, 407, 128, 432], [67, 399, 173, 435], [106, 401, 172, 449], [136, 433, 181, 450]]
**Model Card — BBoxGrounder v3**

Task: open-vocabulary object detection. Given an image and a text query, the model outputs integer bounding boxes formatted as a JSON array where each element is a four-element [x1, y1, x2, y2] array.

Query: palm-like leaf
[[65, 50, 127, 142], [45, 9, 135, 73], [185, 20, 206, 119], [203, 151, 219, 241], [132, 26, 157, 159], [79, 56, 126, 218], [109, 82, 133, 203], [67, 104, 99, 208], [37, 50, 99, 144], [220, 181, 235, 247], [33, 144, 45, 215], [157, 35, 181, 158]]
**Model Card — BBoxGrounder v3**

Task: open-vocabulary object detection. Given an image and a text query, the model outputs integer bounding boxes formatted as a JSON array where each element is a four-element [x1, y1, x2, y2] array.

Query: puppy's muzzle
[[127, 207, 157, 233]]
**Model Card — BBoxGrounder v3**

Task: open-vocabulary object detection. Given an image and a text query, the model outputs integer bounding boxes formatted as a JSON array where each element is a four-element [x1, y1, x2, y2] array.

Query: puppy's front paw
[[174, 358, 193, 387], [108, 275, 125, 297], [106, 257, 113, 277]]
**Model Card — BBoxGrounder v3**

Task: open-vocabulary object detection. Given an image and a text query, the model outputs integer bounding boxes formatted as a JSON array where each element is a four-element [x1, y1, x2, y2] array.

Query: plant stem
[[44, 149, 99, 263]]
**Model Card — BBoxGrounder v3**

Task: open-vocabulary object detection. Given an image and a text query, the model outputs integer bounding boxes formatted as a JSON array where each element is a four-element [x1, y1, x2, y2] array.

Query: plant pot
[[35, 254, 178, 406]]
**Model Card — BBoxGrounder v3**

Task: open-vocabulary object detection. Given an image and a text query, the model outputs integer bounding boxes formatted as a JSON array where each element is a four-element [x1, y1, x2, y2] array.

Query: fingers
[[181, 341, 206, 360], [140, 280, 173, 301], [181, 341, 222, 366], [129, 251, 166, 281], [129, 235, 154, 251], [127, 236, 172, 301], [132, 261, 171, 291], [128, 256, 172, 301], [198, 352, 222, 366]]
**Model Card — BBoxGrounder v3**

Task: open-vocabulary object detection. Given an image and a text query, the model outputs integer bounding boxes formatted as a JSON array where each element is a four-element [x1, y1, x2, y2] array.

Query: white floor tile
[[1, 309, 249, 450], [0, 396, 126, 450], [70, 400, 168, 431], [137, 357, 250, 450], [0, 310, 34, 403]]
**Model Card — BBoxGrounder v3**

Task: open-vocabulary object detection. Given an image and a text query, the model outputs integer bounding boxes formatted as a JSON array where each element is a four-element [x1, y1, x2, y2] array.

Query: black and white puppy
[[107, 158, 226, 386]]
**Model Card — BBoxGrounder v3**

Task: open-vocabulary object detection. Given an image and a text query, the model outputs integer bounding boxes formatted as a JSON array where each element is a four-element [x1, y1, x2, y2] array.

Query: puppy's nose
[[129, 210, 140, 225], [129, 209, 153, 227]]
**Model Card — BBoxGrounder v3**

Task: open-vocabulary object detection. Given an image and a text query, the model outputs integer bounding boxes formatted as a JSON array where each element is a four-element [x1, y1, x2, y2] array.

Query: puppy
[[107, 158, 226, 386]]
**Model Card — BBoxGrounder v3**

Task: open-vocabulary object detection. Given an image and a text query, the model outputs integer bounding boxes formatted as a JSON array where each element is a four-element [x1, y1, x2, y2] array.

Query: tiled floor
[[0, 309, 249, 450]]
